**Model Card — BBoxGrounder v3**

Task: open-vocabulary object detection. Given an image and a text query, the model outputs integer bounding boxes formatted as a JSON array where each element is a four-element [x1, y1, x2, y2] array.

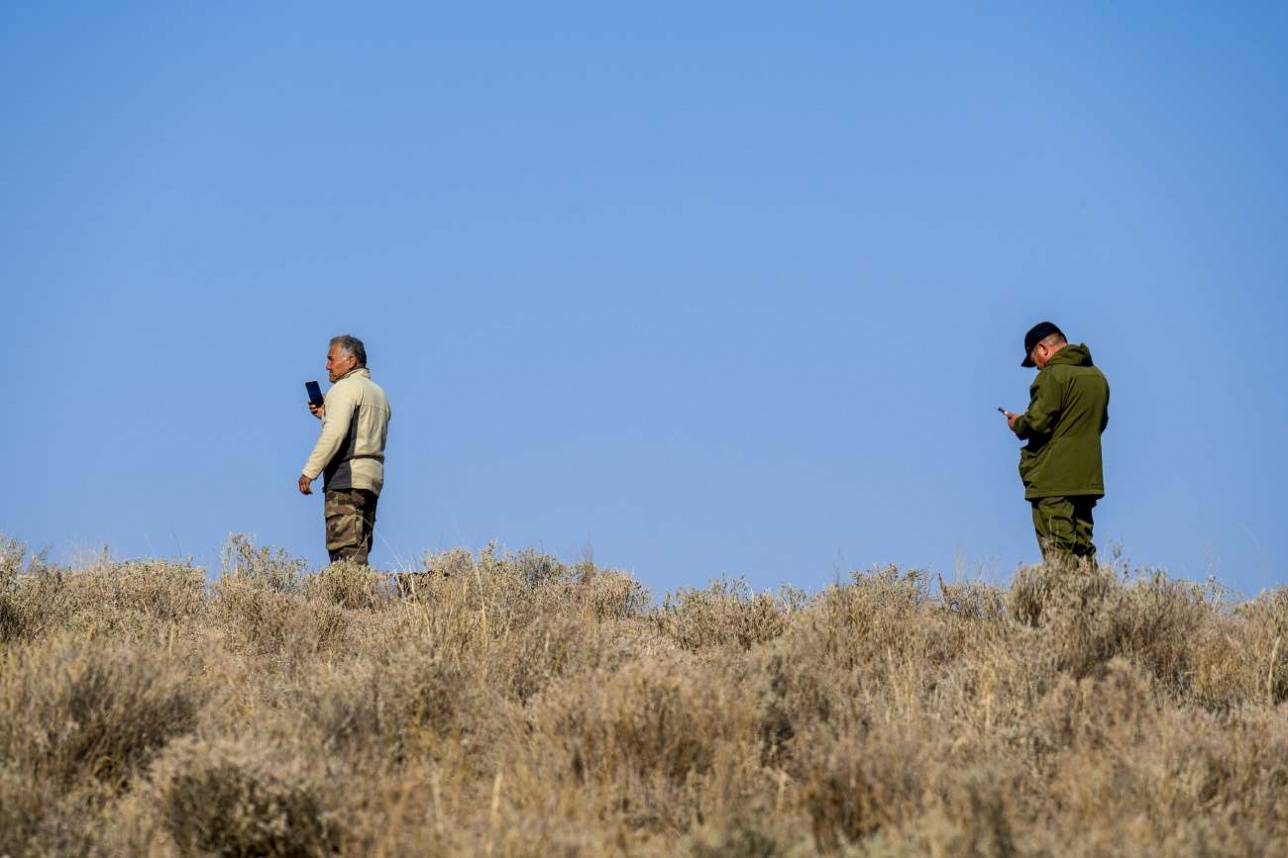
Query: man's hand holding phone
[[305, 381, 325, 420], [999, 406, 1021, 430]]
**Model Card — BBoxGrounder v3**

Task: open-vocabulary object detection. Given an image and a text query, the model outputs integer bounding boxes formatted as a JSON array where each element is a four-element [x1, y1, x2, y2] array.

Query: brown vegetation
[[1, 532, 1286, 856]]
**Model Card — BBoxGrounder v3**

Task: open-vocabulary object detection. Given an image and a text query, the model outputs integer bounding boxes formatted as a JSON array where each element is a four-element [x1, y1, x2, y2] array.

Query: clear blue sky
[[3, 3, 1285, 596]]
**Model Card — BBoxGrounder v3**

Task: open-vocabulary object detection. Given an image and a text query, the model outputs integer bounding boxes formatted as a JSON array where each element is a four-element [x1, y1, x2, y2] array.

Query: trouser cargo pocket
[[1031, 496, 1096, 566], [324, 488, 379, 565]]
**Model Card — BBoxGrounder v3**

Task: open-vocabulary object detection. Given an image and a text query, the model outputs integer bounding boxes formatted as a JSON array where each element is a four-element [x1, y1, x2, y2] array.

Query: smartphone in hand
[[306, 381, 324, 408]]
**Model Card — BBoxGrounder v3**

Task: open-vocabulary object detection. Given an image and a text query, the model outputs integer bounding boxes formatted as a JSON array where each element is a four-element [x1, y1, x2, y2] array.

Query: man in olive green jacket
[[1003, 322, 1110, 566]]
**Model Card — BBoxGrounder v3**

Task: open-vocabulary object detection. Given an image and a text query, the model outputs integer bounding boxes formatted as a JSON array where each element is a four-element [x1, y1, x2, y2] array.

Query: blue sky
[[3, 3, 1285, 595]]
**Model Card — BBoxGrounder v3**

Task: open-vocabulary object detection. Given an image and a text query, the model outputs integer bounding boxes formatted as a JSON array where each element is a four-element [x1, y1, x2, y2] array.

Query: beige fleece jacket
[[302, 367, 391, 493]]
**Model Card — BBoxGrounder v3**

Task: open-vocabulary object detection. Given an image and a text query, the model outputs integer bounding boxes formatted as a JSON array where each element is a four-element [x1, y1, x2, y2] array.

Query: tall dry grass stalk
[[0, 534, 1285, 856]]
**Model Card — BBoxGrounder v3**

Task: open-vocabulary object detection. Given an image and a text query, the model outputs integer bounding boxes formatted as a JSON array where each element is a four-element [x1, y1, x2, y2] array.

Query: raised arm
[[302, 382, 355, 481], [1012, 372, 1062, 440]]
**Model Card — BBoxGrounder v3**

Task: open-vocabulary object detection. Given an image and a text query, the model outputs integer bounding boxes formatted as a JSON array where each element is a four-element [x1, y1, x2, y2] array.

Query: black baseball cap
[[1021, 321, 1064, 367]]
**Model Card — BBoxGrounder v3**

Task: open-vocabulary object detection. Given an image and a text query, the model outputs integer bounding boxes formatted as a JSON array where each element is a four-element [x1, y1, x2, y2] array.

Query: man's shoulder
[[335, 372, 383, 390], [354, 374, 389, 406], [1041, 362, 1095, 381], [1066, 363, 1108, 384], [328, 374, 360, 392], [324, 373, 372, 404]]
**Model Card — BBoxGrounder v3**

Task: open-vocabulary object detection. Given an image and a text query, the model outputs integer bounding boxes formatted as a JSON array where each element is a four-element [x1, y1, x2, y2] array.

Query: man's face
[[326, 345, 356, 382]]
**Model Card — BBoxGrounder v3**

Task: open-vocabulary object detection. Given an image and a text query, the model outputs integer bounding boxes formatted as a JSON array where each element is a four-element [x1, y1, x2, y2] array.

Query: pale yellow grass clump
[[1, 532, 1286, 857]]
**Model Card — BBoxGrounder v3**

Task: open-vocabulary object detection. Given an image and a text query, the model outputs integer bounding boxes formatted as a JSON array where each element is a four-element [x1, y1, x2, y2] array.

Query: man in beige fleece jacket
[[298, 335, 391, 565]]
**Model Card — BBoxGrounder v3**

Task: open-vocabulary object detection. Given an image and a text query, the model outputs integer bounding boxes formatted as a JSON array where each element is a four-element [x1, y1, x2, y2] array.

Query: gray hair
[[329, 334, 367, 366], [1039, 332, 1067, 349]]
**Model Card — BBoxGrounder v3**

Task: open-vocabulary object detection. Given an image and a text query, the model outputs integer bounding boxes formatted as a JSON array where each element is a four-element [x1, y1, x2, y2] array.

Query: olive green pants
[[324, 488, 379, 565], [1030, 496, 1097, 566]]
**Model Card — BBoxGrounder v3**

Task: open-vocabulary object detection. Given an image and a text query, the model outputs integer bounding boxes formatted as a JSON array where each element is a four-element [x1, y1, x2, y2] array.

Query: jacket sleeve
[[301, 382, 354, 479], [1012, 372, 1063, 440]]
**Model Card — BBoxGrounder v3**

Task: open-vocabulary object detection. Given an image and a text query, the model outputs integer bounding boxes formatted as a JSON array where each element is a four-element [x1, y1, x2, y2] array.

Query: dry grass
[[1, 534, 1286, 856]]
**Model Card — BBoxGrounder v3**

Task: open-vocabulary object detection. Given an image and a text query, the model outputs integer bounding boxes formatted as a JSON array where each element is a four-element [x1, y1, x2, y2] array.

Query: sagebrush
[[0, 535, 1284, 857]]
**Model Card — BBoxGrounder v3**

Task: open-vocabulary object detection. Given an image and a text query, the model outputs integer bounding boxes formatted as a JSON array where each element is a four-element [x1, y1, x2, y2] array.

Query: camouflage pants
[[324, 488, 379, 565], [1031, 496, 1097, 566]]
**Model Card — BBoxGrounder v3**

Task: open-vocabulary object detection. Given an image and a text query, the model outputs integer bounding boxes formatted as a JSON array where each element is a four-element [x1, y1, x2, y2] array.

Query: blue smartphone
[[305, 381, 324, 407]]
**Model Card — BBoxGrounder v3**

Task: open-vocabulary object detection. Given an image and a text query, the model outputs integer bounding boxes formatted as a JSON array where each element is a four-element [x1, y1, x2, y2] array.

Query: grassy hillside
[[1, 534, 1285, 857]]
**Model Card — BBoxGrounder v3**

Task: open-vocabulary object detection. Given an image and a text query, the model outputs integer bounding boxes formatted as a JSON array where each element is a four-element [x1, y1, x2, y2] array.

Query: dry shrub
[[528, 656, 754, 789], [211, 572, 352, 657], [797, 723, 928, 851], [500, 606, 678, 707], [221, 532, 306, 593], [793, 716, 1026, 856], [1025, 664, 1288, 855], [0, 569, 29, 642], [655, 577, 799, 651], [0, 782, 136, 858], [0, 557, 205, 642], [1026, 658, 1160, 763], [0, 533, 38, 639], [778, 567, 956, 682], [923, 772, 1019, 858], [297, 557, 657, 770], [511, 546, 569, 587], [576, 566, 652, 620], [381, 548, 660, 705], [0, 634, 199, 790], [749, 638, 852, 769], [1231, 588, 1288, 701], [1181, 587, 1288, 709], [0, 532, 27, 576], [1011, 563, 1215, 690], [0, 634, 198, 855], [938, 578, 1006, 622], [305, 560, 387, 609], [82, 558, 206, 622], [1136, 707, 1288, 840], [413, 545, 645, 622], [152, 735, 342, 858], [5, 540, 1288, 857], [688, 813, 786, 858], [422, 546, 476, 578], [304, 647, 481, 762]]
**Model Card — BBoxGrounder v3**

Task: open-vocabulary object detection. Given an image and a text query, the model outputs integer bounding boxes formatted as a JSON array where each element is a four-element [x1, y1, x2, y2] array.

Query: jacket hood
[[1046, 343, 1094, 368]]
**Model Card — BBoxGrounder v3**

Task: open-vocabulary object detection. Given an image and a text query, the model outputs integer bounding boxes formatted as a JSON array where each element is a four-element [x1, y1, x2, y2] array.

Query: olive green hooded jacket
[[1012, 344, 1109, 499]]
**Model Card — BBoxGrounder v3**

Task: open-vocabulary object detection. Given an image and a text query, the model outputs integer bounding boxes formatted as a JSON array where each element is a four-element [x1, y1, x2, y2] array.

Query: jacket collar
[[336, 367, 371, 381], [1046, 344, 1092, 368]]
